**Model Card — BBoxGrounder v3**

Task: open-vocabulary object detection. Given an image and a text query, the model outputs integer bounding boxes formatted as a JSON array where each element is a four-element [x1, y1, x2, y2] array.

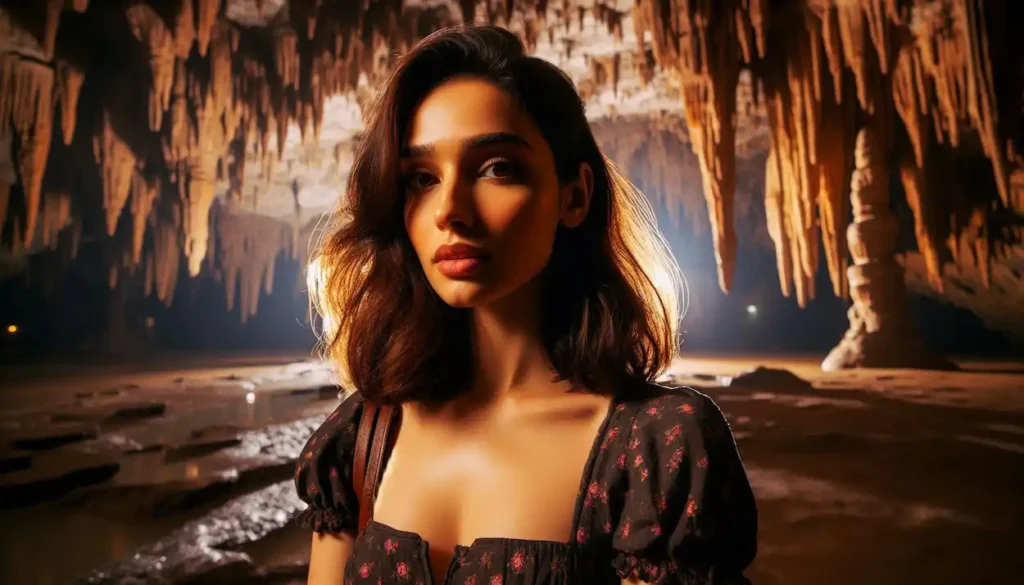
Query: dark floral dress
[[294, 383, 757, 585]]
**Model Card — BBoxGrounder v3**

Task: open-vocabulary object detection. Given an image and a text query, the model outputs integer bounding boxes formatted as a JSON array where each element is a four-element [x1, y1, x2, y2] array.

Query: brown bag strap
[[352, 402, 399, 535]]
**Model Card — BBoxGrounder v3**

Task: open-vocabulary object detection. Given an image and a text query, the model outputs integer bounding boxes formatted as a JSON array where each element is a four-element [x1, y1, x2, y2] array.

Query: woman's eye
[[481, 160, 519, 180], [407, 171, 437, 191]]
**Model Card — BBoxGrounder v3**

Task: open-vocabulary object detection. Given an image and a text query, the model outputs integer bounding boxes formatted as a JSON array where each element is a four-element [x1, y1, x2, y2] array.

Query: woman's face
[[402, 76, 591, 309]]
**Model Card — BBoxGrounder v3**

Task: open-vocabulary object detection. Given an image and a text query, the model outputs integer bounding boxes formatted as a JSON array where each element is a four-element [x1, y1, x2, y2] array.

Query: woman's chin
[[437, 286, 491, 309], [432, 279, 505, 309]]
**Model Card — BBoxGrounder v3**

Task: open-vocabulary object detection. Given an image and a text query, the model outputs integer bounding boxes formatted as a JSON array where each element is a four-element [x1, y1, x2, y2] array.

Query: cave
[[0, 1, 1021, 585]]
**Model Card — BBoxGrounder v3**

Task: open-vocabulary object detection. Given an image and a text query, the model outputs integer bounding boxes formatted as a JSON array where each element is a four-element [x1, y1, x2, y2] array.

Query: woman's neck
[[466, 276, 558, 401]]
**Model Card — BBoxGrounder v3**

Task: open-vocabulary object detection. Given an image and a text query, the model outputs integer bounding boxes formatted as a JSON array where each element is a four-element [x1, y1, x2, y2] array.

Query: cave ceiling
[[0, 0, 1021, 338]]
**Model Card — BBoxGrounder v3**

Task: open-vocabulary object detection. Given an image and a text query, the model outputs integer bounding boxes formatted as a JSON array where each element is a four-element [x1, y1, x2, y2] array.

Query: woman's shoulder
[[618, 380, 731, 433], [299, 389, 366, 458], [608, 379, 740, 463], [293, 390, 367, 533]]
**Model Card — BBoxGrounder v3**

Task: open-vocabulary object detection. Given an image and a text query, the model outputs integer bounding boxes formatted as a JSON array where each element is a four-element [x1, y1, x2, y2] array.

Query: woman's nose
[[433, 174, 474, 230]]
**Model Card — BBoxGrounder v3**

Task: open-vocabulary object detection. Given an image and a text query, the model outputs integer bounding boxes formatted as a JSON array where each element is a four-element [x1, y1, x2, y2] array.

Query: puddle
[[0, 386, 335, 584]]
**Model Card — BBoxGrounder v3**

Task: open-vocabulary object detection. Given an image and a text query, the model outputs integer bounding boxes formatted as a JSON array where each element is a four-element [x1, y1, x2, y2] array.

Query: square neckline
[[364, 392, 622, 554]]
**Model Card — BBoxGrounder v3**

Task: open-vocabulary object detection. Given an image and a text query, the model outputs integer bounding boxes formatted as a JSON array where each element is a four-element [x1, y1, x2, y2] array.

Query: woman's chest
[[373, 398, 612, 548], [344, 524, 612, 585]]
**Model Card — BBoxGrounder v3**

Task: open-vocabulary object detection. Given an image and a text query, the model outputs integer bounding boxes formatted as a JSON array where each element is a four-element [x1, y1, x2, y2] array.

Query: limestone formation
[[0, 0, 1018, 347], [821, 127, 953, 371]]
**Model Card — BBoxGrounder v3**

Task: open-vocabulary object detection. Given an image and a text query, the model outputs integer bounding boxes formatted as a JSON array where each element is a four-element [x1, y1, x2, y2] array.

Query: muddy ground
[[1, 355, 1021, 585]]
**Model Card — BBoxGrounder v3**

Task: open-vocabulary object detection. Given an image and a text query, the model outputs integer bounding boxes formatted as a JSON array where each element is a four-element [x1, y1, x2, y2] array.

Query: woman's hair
[[308, 25, 684, 404]]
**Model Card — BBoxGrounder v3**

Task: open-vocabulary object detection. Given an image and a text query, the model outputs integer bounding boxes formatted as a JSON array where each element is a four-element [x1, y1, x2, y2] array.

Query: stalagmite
[[0, 0, 1018, 352], [126, 4, 176, 132], [93, 109, 136, 237], [822, 126, 952, 371]]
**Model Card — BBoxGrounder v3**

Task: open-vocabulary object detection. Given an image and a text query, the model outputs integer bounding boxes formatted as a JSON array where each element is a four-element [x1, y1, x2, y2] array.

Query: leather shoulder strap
[[352, 401, 376, 516], [353, 402, 399, 535]]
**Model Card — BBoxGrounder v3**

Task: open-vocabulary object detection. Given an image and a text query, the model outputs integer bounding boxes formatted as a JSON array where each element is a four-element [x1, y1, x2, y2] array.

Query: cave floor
[[0, 354, 1021, 585]]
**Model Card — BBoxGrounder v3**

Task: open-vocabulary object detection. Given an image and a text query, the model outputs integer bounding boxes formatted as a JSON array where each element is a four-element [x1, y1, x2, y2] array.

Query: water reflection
[[1, 378, 337, 585]]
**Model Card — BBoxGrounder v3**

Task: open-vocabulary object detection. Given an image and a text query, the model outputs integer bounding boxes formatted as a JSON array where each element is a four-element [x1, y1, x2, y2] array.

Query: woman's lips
[[436, 256, 489, 278]]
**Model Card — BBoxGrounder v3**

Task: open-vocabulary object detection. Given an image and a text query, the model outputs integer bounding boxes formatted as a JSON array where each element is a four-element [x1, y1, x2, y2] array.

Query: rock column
[[822, 127, 954, 371]]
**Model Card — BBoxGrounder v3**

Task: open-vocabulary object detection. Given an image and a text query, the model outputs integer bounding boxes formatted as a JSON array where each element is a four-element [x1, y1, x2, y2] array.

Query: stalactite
[[1, 55, 54, 248], [181, 148, 220, 277], [163, 59, 189, 171], [93, 109, 136, 237], [820, 5, 845, 103], [0, 0, 1018, 331], [196, 0, 222, 57], [174, 0, 196, 58], [210, 23, 235, 113], [751, 5, 860, 300], [56, 61, 84, 146], [836, 2, 876, 113], [43, 0, 62, 60], [912, 0, 1013, 208], [816, 85, 855, 298], [765, 148, 794, 299], [735, 0, 769, 63], [274, 24, 300, 90], [899, 147, 948, 292], [126, 4, 176, 132], [681, 23, 740, 293], [129, 173, 159, 267], [40, 191, 70, 249], [217, 213, 291, 322], [152, 216, 180, 306]]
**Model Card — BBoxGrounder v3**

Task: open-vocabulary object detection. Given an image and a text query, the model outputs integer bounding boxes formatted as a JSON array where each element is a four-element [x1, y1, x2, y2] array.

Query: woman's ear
[[559, 162, 594, 229]]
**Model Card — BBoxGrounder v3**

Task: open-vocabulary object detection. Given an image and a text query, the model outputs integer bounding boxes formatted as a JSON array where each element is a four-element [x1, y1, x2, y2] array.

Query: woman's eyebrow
[[401, 132, 534, 158]]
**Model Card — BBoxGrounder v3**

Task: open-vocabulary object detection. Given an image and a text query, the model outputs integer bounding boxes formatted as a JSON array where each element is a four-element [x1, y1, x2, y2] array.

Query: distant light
[[245, 392, 256, 404], [746, 305, 758, 316], [6, 324, 17, 334]]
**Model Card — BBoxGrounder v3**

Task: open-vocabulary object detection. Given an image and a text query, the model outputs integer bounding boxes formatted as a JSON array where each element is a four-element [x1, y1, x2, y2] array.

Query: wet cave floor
[[0, 354, 1021, 585]]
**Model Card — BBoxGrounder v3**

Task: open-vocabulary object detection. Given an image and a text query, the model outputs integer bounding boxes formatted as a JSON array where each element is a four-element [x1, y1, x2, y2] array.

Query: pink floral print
[[294, 386, 757, 584]]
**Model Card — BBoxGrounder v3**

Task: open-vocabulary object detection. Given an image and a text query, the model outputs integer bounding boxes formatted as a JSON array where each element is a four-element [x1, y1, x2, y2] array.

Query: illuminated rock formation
[[0, 0, 1018, 356], [822, 126, 953, 371]]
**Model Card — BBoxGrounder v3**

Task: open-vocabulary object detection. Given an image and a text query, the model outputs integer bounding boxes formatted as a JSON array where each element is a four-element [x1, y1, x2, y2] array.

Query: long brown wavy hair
[[308, 25, 684, 405]]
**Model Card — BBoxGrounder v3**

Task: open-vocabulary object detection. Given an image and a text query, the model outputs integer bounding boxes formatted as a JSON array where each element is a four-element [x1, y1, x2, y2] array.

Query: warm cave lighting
[[245, 392, 256, 404], [746, 305, 758, 316], [6, 324, 17, 334]]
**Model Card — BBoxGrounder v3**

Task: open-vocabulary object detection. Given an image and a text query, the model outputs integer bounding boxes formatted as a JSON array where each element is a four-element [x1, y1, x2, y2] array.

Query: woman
[[295, 25, 757, 585]]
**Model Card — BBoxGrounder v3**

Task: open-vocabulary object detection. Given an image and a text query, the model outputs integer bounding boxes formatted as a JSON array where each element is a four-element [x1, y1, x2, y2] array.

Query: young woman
[[295, 25, 757, 585]]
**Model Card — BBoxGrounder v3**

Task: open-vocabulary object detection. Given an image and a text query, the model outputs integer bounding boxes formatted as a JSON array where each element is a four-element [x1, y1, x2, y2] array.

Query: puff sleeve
[[293, 391, 365, 533], [610, 389, 757, 584]]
